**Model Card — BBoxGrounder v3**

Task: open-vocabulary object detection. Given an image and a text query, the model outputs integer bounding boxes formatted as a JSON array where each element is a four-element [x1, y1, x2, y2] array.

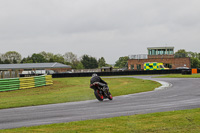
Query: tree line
[[0, 51, 126, 69], [175, 49, 200, 68], [1, 49, 198, 69]]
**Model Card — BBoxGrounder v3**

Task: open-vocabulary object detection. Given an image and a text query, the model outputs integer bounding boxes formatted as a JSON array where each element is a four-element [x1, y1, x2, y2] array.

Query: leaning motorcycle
[[90, 82, 113, 101]]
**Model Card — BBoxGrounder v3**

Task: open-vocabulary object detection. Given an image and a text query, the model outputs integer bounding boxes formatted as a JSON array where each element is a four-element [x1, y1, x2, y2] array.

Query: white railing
[[129, 54, 148, 59]]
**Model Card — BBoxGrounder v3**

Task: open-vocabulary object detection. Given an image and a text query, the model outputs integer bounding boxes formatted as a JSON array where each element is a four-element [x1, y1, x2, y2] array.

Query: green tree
[[81, 55, 90, 69], [39, 51, 54, 62], [13, 59, 18, 64], [198, 53, 200, 60], [90, 57, 98, 69], [21, 56, 33, 63], [76, 62, 84, 69], [81, 55, 98, 69], [175, 49, 188, 58], [31, 53, 47, 63], [2, 51, 22, 63], [63, 52, 79, 68], [49, 58, 54, 62], [63, 52, 77, 63], [175, 49, 200, 68], [187, 51, 196, 58], [114, 56, 129, 68], [3, 59, 11, 64], [51, 54, 65, 64], [0, 58, 3, 64], [191, 57, 200, 68], [98, 57, 106, 68]]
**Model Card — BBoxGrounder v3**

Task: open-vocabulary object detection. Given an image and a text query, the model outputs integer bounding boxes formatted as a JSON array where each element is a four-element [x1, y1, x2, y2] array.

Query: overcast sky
[[0, 0, 200, 64]]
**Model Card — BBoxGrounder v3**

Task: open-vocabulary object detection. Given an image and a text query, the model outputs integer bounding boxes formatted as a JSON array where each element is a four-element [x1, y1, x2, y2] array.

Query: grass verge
[[0, 77, 160, 109], [1, 108, 200, 133], [154, 73, 200, 78]]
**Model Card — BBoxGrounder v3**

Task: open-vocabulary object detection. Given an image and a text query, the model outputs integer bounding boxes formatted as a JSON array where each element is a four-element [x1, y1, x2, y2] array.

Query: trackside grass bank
[[0, 77, 160, 109], [1, 108, 200, 133]]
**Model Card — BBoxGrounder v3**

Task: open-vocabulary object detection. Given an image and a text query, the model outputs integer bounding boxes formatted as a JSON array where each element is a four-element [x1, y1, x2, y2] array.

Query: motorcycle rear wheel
[[94, 90, 104, 101]]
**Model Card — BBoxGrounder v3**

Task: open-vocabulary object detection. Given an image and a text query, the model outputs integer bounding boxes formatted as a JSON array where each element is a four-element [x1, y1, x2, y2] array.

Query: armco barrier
[[51, 69, 186, 78], [0, 75, 53, 92]]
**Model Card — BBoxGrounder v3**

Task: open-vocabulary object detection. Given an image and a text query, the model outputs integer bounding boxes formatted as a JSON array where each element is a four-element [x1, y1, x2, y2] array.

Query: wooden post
[[15, 70, 19, 78], [9, 70, 12, 78], [2, 71, 5, 79]]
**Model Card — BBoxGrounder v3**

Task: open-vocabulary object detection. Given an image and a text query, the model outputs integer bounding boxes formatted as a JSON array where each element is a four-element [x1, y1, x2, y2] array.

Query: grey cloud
[[0, 0, 200, 63]]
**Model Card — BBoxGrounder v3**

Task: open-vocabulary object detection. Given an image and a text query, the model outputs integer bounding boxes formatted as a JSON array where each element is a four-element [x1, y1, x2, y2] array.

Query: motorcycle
[[90, 82, 113, 101]]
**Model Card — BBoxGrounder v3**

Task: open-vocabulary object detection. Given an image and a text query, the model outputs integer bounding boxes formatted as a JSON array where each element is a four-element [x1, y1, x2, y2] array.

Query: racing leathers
[[90, 75, 109, 92]]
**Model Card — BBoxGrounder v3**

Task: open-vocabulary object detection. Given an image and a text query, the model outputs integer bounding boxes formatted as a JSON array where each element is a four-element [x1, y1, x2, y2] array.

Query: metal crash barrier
[[0, 75, 53, 92]]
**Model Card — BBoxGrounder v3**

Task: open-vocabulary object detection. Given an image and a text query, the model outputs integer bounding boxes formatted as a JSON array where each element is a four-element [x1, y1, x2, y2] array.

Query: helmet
[[92, 73, 98, 77]]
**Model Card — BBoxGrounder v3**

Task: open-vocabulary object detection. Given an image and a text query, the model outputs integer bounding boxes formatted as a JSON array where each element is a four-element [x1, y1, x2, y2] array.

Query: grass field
[[1, 108, 200, 133], [154, 73, 200, 78], [1, 76, 200, 132], [0, 77, 161, 109]]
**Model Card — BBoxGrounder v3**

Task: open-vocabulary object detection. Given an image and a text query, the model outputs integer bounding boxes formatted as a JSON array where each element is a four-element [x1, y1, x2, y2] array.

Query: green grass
[[1, 108, 200, 133], [0, 77, 160, 109], [154, 74, 200, 78]]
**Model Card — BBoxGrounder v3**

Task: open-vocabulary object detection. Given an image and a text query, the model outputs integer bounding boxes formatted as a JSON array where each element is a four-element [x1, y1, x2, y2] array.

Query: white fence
[[129, 54, 148, 59]]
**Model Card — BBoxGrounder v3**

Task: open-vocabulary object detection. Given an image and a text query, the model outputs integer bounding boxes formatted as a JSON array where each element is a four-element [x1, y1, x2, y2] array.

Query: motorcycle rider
[[90, 73, 110, 94]]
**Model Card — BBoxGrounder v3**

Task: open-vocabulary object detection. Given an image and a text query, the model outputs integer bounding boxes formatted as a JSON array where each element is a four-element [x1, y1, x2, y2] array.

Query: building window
[[170, 49, 174, 55], [165, 64, 172, 68], [148, 47, 174, 55], [158, 49, 160, 55], [152, 49, 156, 55], [148, 50, 152, 55], [163, 49, 166, 55], [131, 65, 134, 70], [157, 49, 166, 55], [167, 49, 170, 55], [167, 49, 174, 55], [160, 49, 164, 55], [137, 64, 141, 70]]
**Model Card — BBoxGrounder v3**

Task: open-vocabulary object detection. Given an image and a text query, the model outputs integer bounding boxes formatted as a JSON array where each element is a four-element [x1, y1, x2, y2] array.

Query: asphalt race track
[[0, 76, 200, 129]]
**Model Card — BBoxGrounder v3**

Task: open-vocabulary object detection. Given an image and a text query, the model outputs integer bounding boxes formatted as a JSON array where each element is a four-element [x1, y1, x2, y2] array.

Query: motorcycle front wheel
[[94, 89, 104, 101]]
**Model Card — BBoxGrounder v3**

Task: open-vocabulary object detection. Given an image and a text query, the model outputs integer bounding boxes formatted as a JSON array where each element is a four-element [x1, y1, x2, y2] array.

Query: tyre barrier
[[0, 75, 53, 92], [181, 70, 192, 75], [19, 69, 199, 78], [51, 69, 184, 78]]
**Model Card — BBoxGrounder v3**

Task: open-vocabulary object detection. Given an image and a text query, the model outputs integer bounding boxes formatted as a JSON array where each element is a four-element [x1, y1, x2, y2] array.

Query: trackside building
[[128, 47, 191, 70], [0, 62, 71, 78]]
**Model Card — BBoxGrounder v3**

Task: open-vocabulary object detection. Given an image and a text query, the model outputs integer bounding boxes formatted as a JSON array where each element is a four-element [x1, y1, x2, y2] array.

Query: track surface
[[0, 76, 200, 129]]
